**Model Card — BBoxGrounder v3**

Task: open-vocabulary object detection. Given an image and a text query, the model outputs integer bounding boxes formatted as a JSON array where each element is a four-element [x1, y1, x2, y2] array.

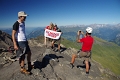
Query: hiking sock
[[28, 62, 32, 71], [21, 66, 24, 69], [20, 66, 25, 73]]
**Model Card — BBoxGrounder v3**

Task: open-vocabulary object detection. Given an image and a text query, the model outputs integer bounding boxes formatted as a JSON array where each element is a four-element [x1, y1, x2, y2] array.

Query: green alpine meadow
[[61, 36, 120, 75]]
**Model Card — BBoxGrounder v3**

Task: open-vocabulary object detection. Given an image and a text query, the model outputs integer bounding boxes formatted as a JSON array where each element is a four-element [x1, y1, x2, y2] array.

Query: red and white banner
[[44, 29, 61, 39]]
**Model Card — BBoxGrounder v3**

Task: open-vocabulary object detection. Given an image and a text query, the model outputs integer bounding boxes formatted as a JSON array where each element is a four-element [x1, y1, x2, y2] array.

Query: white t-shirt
[[13, 21, 27, 42]]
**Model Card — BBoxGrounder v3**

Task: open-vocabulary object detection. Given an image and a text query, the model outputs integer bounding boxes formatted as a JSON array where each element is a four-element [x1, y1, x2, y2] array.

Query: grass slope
[[61, 36, 120, 75]]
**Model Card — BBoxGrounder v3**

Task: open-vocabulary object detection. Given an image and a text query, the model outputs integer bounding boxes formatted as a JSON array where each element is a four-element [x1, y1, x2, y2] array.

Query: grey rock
[[32, 69, 41, 76], [0, 30, 13, 49], [0, 33, 120, 80]]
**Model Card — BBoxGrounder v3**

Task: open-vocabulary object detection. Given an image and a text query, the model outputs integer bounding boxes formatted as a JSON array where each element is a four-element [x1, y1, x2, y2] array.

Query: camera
[[78, 30, 81, 33]]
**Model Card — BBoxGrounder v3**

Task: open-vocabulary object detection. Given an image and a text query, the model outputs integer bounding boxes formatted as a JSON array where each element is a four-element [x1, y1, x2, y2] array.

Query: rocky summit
[[0, 31, 120, 80]]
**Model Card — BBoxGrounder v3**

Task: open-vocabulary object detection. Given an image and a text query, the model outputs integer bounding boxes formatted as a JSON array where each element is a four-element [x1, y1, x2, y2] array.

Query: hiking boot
[[85, 72, 89, 77], [20, 68, 31, 75], [52, 47, 56, 51], [54, 49, 61, 54], [28, 65, 34, 71], [58, 50, 61, 54], [69, 63, 74, 69], [54, 49, 58, 52], [28, 62, 34, 72]]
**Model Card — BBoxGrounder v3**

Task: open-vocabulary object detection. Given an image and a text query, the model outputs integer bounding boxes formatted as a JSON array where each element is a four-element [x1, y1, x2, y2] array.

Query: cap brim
[[23, 14, 28, 16], [86, 31, 92, 33], [18, 14, 28, 17]]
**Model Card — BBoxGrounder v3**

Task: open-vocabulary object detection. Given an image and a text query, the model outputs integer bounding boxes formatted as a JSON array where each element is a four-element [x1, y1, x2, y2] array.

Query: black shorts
[[16, 41, 31, 57]]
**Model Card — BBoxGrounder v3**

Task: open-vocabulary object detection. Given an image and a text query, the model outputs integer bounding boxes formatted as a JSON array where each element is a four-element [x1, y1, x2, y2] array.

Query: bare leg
[[70, 54, 77, 64], [85, 61, 89, 73], [69, 54, 77, 68], [58, 44, 60, 51], [44, 37, 47, 45], [57, 39, 61, 51], [51, 40, 55, 48]]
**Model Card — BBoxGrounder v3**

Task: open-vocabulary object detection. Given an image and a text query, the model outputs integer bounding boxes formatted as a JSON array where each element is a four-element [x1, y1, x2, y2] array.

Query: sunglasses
[[20, 16, 26, 18]]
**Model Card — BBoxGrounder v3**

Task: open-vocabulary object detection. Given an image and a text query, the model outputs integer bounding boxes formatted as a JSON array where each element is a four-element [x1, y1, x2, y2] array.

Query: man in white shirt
[[12, 11, 33, 74]]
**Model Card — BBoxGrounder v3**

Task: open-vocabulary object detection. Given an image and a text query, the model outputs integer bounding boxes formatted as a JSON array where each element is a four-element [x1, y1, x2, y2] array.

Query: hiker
[[70, 27, 94, 75], [12, 11, 33, 74], [44, 22, 54, 47], [51, 24, 62, 53]]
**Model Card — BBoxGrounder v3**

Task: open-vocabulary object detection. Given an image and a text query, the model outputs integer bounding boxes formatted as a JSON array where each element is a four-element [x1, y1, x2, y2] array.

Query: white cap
[[86, 27, 93, 33], [18, 11, 28, 17]]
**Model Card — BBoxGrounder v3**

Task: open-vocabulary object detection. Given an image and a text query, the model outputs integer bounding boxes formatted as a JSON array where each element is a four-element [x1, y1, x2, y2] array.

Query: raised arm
[[76, 31, 80, 43], [76, 31, 86, 43]]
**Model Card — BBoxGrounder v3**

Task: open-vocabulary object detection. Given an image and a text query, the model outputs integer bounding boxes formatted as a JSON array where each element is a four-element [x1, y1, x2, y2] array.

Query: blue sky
[[0, 0, 120, 28]]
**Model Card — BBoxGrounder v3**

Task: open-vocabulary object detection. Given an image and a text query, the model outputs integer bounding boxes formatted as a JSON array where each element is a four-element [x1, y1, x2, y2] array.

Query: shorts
[[52, 38, 61, 45], [16, 41, 31, 57], [77, 50, 91, 61]]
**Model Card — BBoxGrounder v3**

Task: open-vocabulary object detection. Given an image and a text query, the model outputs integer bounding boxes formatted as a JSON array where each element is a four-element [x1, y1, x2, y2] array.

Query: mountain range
[[0, 23, 120, 46], [23, 23, 120, 46]]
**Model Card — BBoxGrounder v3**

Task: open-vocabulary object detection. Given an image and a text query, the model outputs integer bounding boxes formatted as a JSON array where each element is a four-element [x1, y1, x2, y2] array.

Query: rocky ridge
[[0, 30, 13, 49], [0, 31, 120, 80]]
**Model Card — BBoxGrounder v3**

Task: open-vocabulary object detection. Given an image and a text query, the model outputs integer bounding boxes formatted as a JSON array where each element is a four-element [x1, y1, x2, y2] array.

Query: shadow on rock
[[54, 44, 67, 52], [32, 54, 64, 70], [77, 61, 91, 69], [60, 47, 67, 52], [33, 61, 42, 70], [41, 54, 64, 68]]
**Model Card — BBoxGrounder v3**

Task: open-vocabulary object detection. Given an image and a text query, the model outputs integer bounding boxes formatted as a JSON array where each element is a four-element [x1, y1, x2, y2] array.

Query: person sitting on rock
[[69, 27, 94, 75], [51, 24, 62, 53]]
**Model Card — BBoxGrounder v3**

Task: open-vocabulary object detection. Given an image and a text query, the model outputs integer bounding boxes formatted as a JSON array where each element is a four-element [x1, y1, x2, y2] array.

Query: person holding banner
[[44, 23, 62, 51], [44, 22, 54, 47], [51, 24, 62, 53]]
